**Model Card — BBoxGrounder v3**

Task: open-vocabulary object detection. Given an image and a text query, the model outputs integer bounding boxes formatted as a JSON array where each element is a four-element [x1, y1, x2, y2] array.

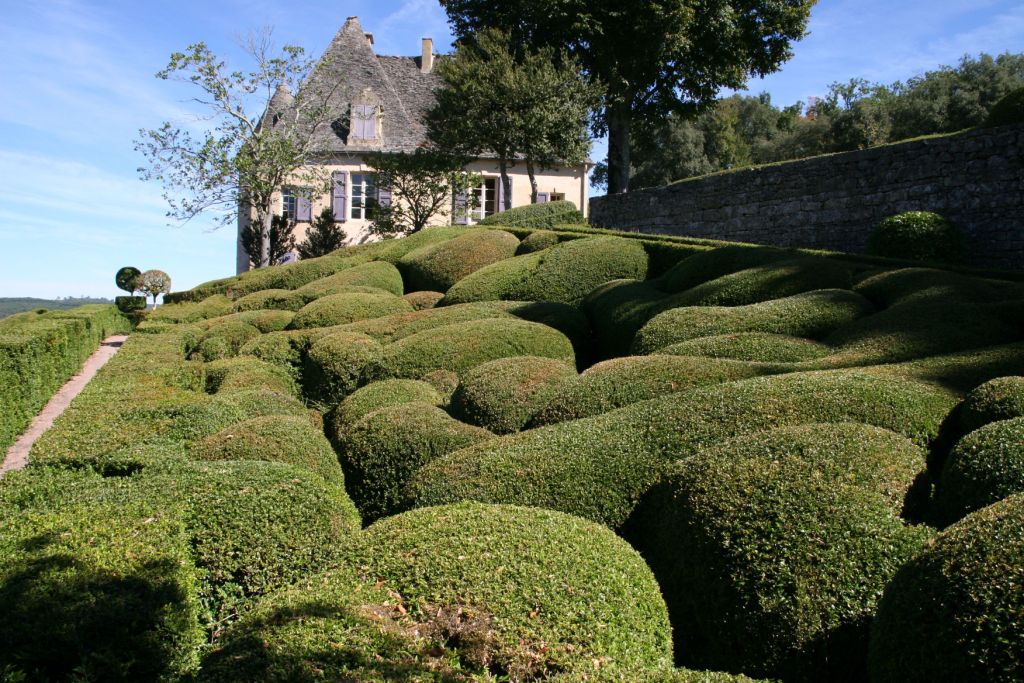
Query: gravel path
[[1, 335, 128, 478]]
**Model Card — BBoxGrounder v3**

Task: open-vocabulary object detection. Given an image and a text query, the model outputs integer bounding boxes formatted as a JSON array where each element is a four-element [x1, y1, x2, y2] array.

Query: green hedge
[[869, 493, 1024, 683], [397, 228, 520, 292], [302, 331, 383, 405], [627, 423, 932, 680], [581, 278, 670, 358], [655, 245, 797, 294], [232, 288, 309, 312], [144, 294, 234, 324], [867, 211, 965, 264], [443, 237, 649, 306], [345, 503, 673, 677], [330, 379, 444, 433], [333, 402, 493, 522], [372, 318, 576, 381], [477, 199, 585, 227], [401, 290, 444, 310], [293, 260, 405, 298], [633, 289, 874, 354], [933, 417, 1024, 525], [660, 332, 832, 363], [663, 257, 854, 307], [451, 356, 577, 433], [986, 86, 1024, 126], [853, 267, 1023, 309], [188, 319, 262, 361], [958, 376, 1024, 434], [288, 291, 412, 330], [517, 229, 560, 254], [0, 304, 129, 452], [202, 356, 298, 396]]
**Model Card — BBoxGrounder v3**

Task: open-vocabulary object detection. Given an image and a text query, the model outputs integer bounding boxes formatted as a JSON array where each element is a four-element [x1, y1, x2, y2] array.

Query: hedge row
[[0, 304, 129, 452]]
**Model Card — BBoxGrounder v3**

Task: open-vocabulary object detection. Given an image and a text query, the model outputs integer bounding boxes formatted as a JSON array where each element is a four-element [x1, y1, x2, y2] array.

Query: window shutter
[[453, 189, 469, 225], [377, 186, 392, 208], [296, 195, 312, 222], [332, 171, 348, 222], [536, 192, 550, 204]]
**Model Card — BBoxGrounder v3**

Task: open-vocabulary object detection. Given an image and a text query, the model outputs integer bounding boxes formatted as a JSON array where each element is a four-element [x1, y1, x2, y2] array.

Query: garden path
[[1, 335, 128, 478]]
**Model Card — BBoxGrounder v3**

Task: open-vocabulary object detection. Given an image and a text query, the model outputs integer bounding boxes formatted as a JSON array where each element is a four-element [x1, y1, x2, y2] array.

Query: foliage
[[959, 376, 1024, 434], [240, 214, 297, 267], [365, 149, 479, 237], [330, 379, 444, 432], [136, 31, 336, 267], [869, 494, 1024, 683], [115, 266, 142, 295], [853, 267, 1023, 309], [302, 331, 383, 405], [115, 295, 147, 313], [516, 229, 560, 253], [232, 288, 308, 312], [295, 260, 405, 298], [188, 320, 261, 361], [655, 245, 795, 294], [397, 229, 520, 292], [867, 211, 965, 263], [296, 207, 345, 259], [288, 292, 412, 330], [137, 269, 173, 305], [986, 85, 1024, 126], [661, 332, 831, 363], [402, 290, 444, 310], [202, 355, 298, 396], [478, 200, 585, 228]]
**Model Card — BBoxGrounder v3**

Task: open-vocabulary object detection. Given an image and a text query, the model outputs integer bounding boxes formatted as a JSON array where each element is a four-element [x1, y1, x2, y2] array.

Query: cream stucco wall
[[237, 157, 590, 274]]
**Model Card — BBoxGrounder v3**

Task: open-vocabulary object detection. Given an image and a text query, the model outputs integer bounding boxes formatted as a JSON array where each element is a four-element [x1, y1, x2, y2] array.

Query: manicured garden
[[2, 207, 1023, 681]]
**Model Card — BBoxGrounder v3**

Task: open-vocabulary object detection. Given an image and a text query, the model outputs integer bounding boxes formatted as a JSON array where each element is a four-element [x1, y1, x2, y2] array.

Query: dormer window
[[350, 103, 381, 142]]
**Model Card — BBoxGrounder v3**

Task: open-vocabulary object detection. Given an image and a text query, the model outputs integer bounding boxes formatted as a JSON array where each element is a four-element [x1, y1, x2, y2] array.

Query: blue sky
[[1, 0, 1022, 299]]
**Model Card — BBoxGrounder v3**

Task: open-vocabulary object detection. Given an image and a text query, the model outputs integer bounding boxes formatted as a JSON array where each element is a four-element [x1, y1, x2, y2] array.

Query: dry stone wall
[[590, 124, 1024, 270]]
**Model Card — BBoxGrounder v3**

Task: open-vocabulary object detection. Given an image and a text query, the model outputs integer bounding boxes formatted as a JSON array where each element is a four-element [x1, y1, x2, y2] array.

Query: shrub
[[334, 402, 493, 522], [517, 229, 560, 253], [288, 292, 412, 330], [660, 332, 832, 363], [581, 278, 669, 358], [330, 379, 443, 432], [237, 329, 313, 370], [443, 237, 649, 305], [859, 342, 1024, 397], [115, 265, 142, 294], [232, 288, 309, 312], [372, 318, 575, 381], [202, 356, 298, 396], [402, 290, 444, 310], [867, 211, 965, 263], [345, 503, 673, 677], [633, 289, 874, 354], [655, 245, 796, 294], [409, 370, 954, 529], [137, 269, 172, 304], [853, 267, 1022, 308], [398, 229, 520, 292], [663, 257, 854, 307], [370, 226, 468, 263], [626, 429, 932, 681], [115, 295, 146, 313], [143, 294, 234, 326], [986, 86, 1024, 127], [959, 376, 1024, 434], [192, 415, 343, 484], [227, 253, 370, 297], [303, 331, 383, 405], [294, 260, 405, 298], [869, 494, 1024, 683], [933, 417, 1024, 525], [296, 206, 346, 259], [532, 355, 774, 426], [234, 309, 294, 333], [477, 199, 585, 227], [451, 356, 577, 433], [550, 668, 767, 682], [188, 320, 262, 361]]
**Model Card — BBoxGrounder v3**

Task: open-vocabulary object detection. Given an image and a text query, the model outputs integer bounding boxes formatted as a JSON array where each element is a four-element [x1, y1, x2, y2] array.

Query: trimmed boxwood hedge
[[853, 267, 1023, 309], [232, 288, 309, 312], [145, 294, 234, 324], [517, 229, 560, 254], [192, 415, 344, 484], [531, 355, 774, 427], [477, 199, 585, 227], [626, 430, 932, 681], [443, 237, 649, 305], [237, 328, 319, 371], [188, 319, 262, 361], [345, 503, 673, 678], [330, 379, 444, 432], [655, 245, 796, 294], [933, 417, 1024, 525], [409, 370, 955, 530], [451, 356, 577, 433], [581, 278, 670, 359], [867, 211, 965, 264], [294, 260, 405, 298], [398, 228, 520, 292], [288, 291, 412, 330], [333, 402, 493, 522], [659, 332, 832, 363], [869, 493, 1024, 683], [202, 356, 298, 396], [372, 318, 576, 381], [633, 289, 874, 354], [302, 331, 383, 405], [959, 376, 1024, 434], [227, 253, 373, 297], [402, 290, 444, 310]]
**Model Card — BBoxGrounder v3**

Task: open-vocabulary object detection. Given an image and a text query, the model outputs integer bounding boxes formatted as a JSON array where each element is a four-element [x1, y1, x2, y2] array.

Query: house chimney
[[421, 37, 434, 74], [364, 32, 374, 47]]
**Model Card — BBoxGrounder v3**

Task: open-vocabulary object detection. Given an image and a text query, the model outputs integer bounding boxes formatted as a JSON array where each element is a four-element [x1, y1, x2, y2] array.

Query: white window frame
[[281, 187, 298, 220], [350, 173, 377, 220], [471, 177, 498, 222]]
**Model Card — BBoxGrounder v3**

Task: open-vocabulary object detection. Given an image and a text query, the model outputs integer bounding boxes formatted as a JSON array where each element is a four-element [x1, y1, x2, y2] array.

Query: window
[[550, 193, 565, 202], [350, 103, 380, 141], [350, 173, 377, 220], [281, 187, 311, 222], [472, 178, 497, 221], [281, 187, 297, 219]]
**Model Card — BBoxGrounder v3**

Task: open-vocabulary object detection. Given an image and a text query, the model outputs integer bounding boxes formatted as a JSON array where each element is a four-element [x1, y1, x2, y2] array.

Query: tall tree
[[240, 214, 297, 266], [440, 0, 816, 194], [297, 208, 346, 259], [136, 29, 337, 267], [426, 28, 595, 208]]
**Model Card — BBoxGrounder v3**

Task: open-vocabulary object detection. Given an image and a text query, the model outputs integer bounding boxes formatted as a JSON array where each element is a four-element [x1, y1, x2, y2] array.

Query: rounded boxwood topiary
[[659, 332, 832, 363], [933, 417, 1024, 526], [867, 211, 965, 264], [294, 260, 405, 298], [372, 318, 576, 381], [477, 199, 585, 227], [232, 288, 309, 312], [189, 319, 262, 361], [986, 86, 1024, 127], [632, 289, 874, 354], [581, 278, 670, 359], [115, 295, 147, 313], [330, 379, 443, 434], [237, 329, 312, 370], [451, 356, 577, 434], [655, 245, 795, 294], [868, 493, 1024, 683], [234, 309, 294, 333], [517, 229, 560, 254], [202, 356, 298, 396], [959, 376, 1024, 434], [401, 290, 444, 310], [626, 427, 932, 681], [289, 291, 413, 330], [853, 267, 1022, 309], [345, 503, 674, 678], [398, 228, 520, 292], [334, 402, 493, 522], [192, 415, 344, 484], [303, 331, 383, 405]]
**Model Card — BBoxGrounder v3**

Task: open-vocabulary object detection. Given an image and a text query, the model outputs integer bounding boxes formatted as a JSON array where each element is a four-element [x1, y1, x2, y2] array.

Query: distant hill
[[0, 297, 112, 319]]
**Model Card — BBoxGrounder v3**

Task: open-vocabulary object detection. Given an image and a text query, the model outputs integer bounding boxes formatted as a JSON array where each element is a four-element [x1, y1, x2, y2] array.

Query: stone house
[[237, 16, 592, 273]]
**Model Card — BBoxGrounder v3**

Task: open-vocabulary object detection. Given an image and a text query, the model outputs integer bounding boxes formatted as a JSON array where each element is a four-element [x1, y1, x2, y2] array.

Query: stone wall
[[589, 124, 1024, 270]]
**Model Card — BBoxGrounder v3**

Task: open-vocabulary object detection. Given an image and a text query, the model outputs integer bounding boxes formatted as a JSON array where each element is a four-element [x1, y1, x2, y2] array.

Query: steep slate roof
[[300, 16, 440, 154]]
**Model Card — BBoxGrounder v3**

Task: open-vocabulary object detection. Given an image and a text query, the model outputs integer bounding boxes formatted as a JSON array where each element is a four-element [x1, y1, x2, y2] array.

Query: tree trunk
[[499, 160, 512, 212], [607, 103, 632, 195], [259, 210, 273, 268], [527, 160, 538, 204]]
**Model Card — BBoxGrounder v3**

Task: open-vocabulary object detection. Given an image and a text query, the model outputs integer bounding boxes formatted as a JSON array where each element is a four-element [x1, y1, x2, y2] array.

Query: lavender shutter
[[332, 171, 348, 222], [453, 189, 469, 225], [296, 195, 312, 222], [377, 186, 392, 208], [536, 192, 550, 204]]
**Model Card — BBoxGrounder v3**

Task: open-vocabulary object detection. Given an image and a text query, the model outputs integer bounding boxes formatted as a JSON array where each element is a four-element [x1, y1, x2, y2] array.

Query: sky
[[1, 0, 1022, 299]]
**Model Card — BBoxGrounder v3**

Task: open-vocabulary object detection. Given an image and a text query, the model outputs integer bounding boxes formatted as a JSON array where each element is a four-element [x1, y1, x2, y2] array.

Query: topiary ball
[[869, 493, 1024, 683], [330, 379, 444, 434], [401, 290, 444, 310], [289, 292, 412, 330], [303, 331, 383, 405], [986, 86, 1024, 127], [867, 211, 965, 263], [517, 229, 560, 254], [397, 229, 520, 292], [959, 376, 1024, 434]]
